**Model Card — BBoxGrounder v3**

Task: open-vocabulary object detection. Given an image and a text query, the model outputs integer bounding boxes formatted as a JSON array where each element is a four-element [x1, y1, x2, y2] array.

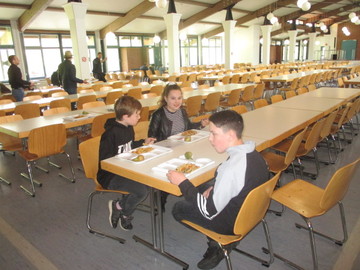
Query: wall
[[336, 22, 360, 60], [232, 25, 260, 64]]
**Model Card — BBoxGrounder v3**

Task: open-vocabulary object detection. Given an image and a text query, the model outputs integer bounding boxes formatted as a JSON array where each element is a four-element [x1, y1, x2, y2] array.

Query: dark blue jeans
[[107, 175, 149, 216], [12, 88, 24, 101]]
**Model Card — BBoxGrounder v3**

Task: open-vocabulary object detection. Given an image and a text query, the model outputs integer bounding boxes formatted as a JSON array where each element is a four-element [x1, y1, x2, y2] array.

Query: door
[[341, 40, 357, 60]]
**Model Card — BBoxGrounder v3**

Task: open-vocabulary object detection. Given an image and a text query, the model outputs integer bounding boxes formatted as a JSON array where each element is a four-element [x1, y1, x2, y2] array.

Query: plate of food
[[63, 111, 95, 121], [152, 158, 214, 178], [116, 145, 172, 164], [168, 130, 209, 143]]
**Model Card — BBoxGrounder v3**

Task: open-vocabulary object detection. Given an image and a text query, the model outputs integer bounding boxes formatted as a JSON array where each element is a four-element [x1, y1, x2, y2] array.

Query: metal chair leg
[[58, 152, 76, 183], [20, 161, 37, 197], [0, 176, 11, 185], [48, 157, 62, 169]]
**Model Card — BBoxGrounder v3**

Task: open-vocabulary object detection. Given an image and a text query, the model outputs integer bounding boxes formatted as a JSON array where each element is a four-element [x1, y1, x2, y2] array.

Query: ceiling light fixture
[[301, 1, 311, 11], [153, 35, 161, 44], [155, 0, 168, 8], [179, 32, 187, 41]]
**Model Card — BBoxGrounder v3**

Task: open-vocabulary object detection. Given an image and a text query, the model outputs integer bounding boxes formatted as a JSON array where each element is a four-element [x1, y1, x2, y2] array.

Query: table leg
[[133, 188, 189, 269]]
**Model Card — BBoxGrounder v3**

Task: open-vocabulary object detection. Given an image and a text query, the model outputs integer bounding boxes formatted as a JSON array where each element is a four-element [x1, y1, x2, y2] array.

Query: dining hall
[[0, 0, 360, 269]]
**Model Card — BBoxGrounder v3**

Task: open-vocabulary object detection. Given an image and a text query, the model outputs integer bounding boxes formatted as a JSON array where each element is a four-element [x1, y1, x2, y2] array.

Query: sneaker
[[108, 200, 121, 229], [197, 242, 225, 269], [119, 213, 134, 231]]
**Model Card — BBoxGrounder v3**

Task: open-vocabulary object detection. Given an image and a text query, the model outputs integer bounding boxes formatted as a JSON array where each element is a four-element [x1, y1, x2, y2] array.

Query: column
[[63, 2, 90, 79], [308, 32, 317, 61], [163, 13, 182, 74], [288, 30, 298, 62], [260, 25, 272, 65], [222, 20, 236, 69], [10, 20, 27, 78]]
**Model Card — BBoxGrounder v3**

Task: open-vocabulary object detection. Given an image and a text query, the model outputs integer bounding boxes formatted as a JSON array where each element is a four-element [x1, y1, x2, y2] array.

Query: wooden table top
[[344, 77, 360, 85], [303, 87, 360, 101], [261, 69, 330, 83]]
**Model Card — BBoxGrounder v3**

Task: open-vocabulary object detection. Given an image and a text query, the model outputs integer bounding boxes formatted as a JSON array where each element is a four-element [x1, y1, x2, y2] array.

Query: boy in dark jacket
[[97, 96, 156, 230]]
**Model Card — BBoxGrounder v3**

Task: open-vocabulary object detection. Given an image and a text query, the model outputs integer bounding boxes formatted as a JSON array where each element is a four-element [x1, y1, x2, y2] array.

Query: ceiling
[[0, 0, 358, 40]]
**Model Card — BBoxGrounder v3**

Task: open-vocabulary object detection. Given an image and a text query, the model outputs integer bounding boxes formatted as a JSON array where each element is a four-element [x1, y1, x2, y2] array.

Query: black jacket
[[97, 118, 144, 188], [8, 64, 30, 89], [148, 107, 201, 142], [57, 60, 83, 94]]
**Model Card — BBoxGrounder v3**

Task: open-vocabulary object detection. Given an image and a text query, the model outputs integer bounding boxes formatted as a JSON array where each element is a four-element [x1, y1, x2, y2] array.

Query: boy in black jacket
[[97, 96, 155, 230]]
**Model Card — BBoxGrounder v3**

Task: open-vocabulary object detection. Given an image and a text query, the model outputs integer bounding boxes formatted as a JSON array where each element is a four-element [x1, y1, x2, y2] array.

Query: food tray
[[152, 157, 214, 178], [168, 130, 209, 143], [63, 113, 98, 121], [116, 145, 172, 164]]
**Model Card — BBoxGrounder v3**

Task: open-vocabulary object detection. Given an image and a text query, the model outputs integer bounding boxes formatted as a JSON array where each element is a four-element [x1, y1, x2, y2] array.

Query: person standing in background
[[92, 52, 107, 82], [7, 55, 33, 101]]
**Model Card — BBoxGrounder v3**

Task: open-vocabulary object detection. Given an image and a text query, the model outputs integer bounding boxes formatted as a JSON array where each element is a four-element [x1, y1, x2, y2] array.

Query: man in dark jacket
[[92, 52, 107, 82], [58, 51, 85, 95]]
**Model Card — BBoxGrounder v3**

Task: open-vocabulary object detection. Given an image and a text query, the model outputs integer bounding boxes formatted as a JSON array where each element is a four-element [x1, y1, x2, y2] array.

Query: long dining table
[[260, 69, 330, 84]]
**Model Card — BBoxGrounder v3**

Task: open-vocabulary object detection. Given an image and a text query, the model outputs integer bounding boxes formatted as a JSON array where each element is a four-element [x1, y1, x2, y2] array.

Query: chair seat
[[18, 149, 64, 161], [272, 179, 325, 218], [261, 151, 287, 173], [272, 140, 308, 157], [182, 220, 242, 246]]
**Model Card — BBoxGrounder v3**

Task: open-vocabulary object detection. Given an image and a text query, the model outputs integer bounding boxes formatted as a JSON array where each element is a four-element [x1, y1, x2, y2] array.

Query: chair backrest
[[28, 123, 66, 157], [254, 99, 268, 109], [337, 77, 344, 87], [50, 99, 71, 110], [204, 92, 221, 112], [100, 86, 113, 91], [105, 91, 123, 105], [297, 87, 308, 95], [79, 136, 101, 181], [52, 91, 69, 97], [222, 76, 231, 85], [79, 89, 95, 94], [304, 118, 326, 152], [178, 74, 188, 82], [284, 128, 307, 165], [168, 75, 177, 82], [0, 99, 13, 105], [150, 85, 164, 96], [241, 85, 255, 102], [185, 95, 202, 117], [230, 74, 240, 83], [23, 95, 42, 101], [320, 158, 359, 211], [290, 77, 299, 90], [25, 92, 43, 97], [271, 95, 283, 104], [285, 90, 296, 99], [91, 113, 114, 138], [43, 107, 70, 116], [129, 79, 139, 86], [239, 73, 249, 83], [253, 83, 265, 99], [226, 89, 241, 106], [14, 103, 40, 119], [140, 106, 149, 121], [77, 95, 97, 109], [234, 172, 281, 236], [82, 101, 106, 109], [188, 74, 197, 82], [0, 114, 23, 124], [320, 110, 338, 139], [48, 89, 65, 96], [307, 84, 316, 91], [231, 105, 248, 114], [127, 88, 142, 99], [112, 82, 124, 89], [134, 120, 149, 141]]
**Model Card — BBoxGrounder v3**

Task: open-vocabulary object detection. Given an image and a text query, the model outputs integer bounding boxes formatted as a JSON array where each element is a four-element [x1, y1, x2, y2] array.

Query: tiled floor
[[0, 120, 359, 270]]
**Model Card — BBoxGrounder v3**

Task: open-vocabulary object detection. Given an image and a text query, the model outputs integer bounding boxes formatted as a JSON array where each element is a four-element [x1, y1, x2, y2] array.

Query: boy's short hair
[[209, 110, 244, 139], [114, 96, 142, 120], [8, 55, 16, 64]]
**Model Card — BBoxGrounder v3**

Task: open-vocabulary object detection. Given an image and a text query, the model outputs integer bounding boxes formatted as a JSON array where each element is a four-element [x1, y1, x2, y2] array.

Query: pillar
[[288, 30, 298, 62], [10, 20, 27, 79], [260, 25, 272, 65], [308, 32, 317, 61], [163, 13, 182, 74], [63, 2, 90, 79], [222, 20, 236, 69]]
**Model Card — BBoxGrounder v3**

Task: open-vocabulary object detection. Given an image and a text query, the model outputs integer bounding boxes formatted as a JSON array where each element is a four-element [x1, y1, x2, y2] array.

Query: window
[[180, 37, 198, 67], [202, 37, 222, 65], [0, 26, 15, 82]]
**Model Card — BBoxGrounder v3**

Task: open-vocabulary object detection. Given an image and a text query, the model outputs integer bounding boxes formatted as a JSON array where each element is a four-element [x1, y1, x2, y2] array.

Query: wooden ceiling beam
[[302, 4, 355, 24], [18, 0, 53, 32], [159, 0, 242, 39], [202, 0, 294, 39], [99, 1, 155, 39]]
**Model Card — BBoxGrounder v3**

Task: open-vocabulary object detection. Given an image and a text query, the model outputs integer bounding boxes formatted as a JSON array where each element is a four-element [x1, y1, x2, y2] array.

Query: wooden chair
[[181, 81, 192, 88], [79, 89, 95, 94], [105, 91, 123, 105], [0, 115, 24, 185], [79, 113, 114, 143], [127, 88, 142, 99], [285, 90, 296, 99], [222, 76, 231, 85], [307, 84, 316, 92], [77, 95, 97, 110], [14, 103, 41, 119], [79, 136, 128, 243], [198, 84, 210, 89], [201, 92, 221, 113], [129, 79, 139, 86], [185, 95, 202, 117], [0, 99, 13, 105], [25, 92, 43, 98], [0, 110, 5, 117], [230, 74, 240, 84], [220, 89, 241, 108], [230, 105, 248, 114], [188, 74, 197, 82], [48, 89, 65, 96], [43, 107, 70, 116], [271, 159, 359, 270], [297, 87, 308, 95], [50, 99, 71, 110], [23, 95, 42, 101], [239, 85, 255, 109], [318, 110, 339, 164], [330, 106, 351, 152], [270, 95, 283, 104], [140, 106, 149, 121], [337, 77, 344, 88], [239, 73, 249, 83], [112, 82, 124, 89], [100, 86, 113, 91], [253, 83, 265, 100], [167, 75, 177, 82], [82, 101, 106, 109], [279, 77, 299, 94], [178, 74, 188, 83], [52, 91, 69, 97], [149, 85, 164, 96], [182, 173, 281, 270], [254, 99, 268, 109], [134, 120, 150, 141], [18, 124, 76, 196]]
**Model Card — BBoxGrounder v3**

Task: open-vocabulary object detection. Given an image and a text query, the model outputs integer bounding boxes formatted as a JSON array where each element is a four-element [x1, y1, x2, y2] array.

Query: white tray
[[152, 157, 214, 178], [63, 113, 98, 121], [168, 130, 209, 143], [116, 145, 172, 164]]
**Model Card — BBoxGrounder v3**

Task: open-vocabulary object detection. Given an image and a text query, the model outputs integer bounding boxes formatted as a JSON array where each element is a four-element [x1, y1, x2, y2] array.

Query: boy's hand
[[144, 137, 156, 145], [202, 186, 213, 199], [167, 170, 187, 185]]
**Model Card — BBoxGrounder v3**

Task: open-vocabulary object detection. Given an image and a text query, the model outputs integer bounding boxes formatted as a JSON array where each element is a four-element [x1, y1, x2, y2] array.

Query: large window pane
[[25, 49, 45, 78], [42, 49, 61, 77], [87, 35, 95, 46], [143, 37, 153, 46], [24, 35, 40, 47], [0, 48, 15, 81], [41, 35, 59, 47], [189, 47, 197, 66], [119, 36, 130, 47], [107, 48, 120, 72], [131, 36, 142, 47], [0, 26, 13, 46], [62, 35, 72, 47]]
